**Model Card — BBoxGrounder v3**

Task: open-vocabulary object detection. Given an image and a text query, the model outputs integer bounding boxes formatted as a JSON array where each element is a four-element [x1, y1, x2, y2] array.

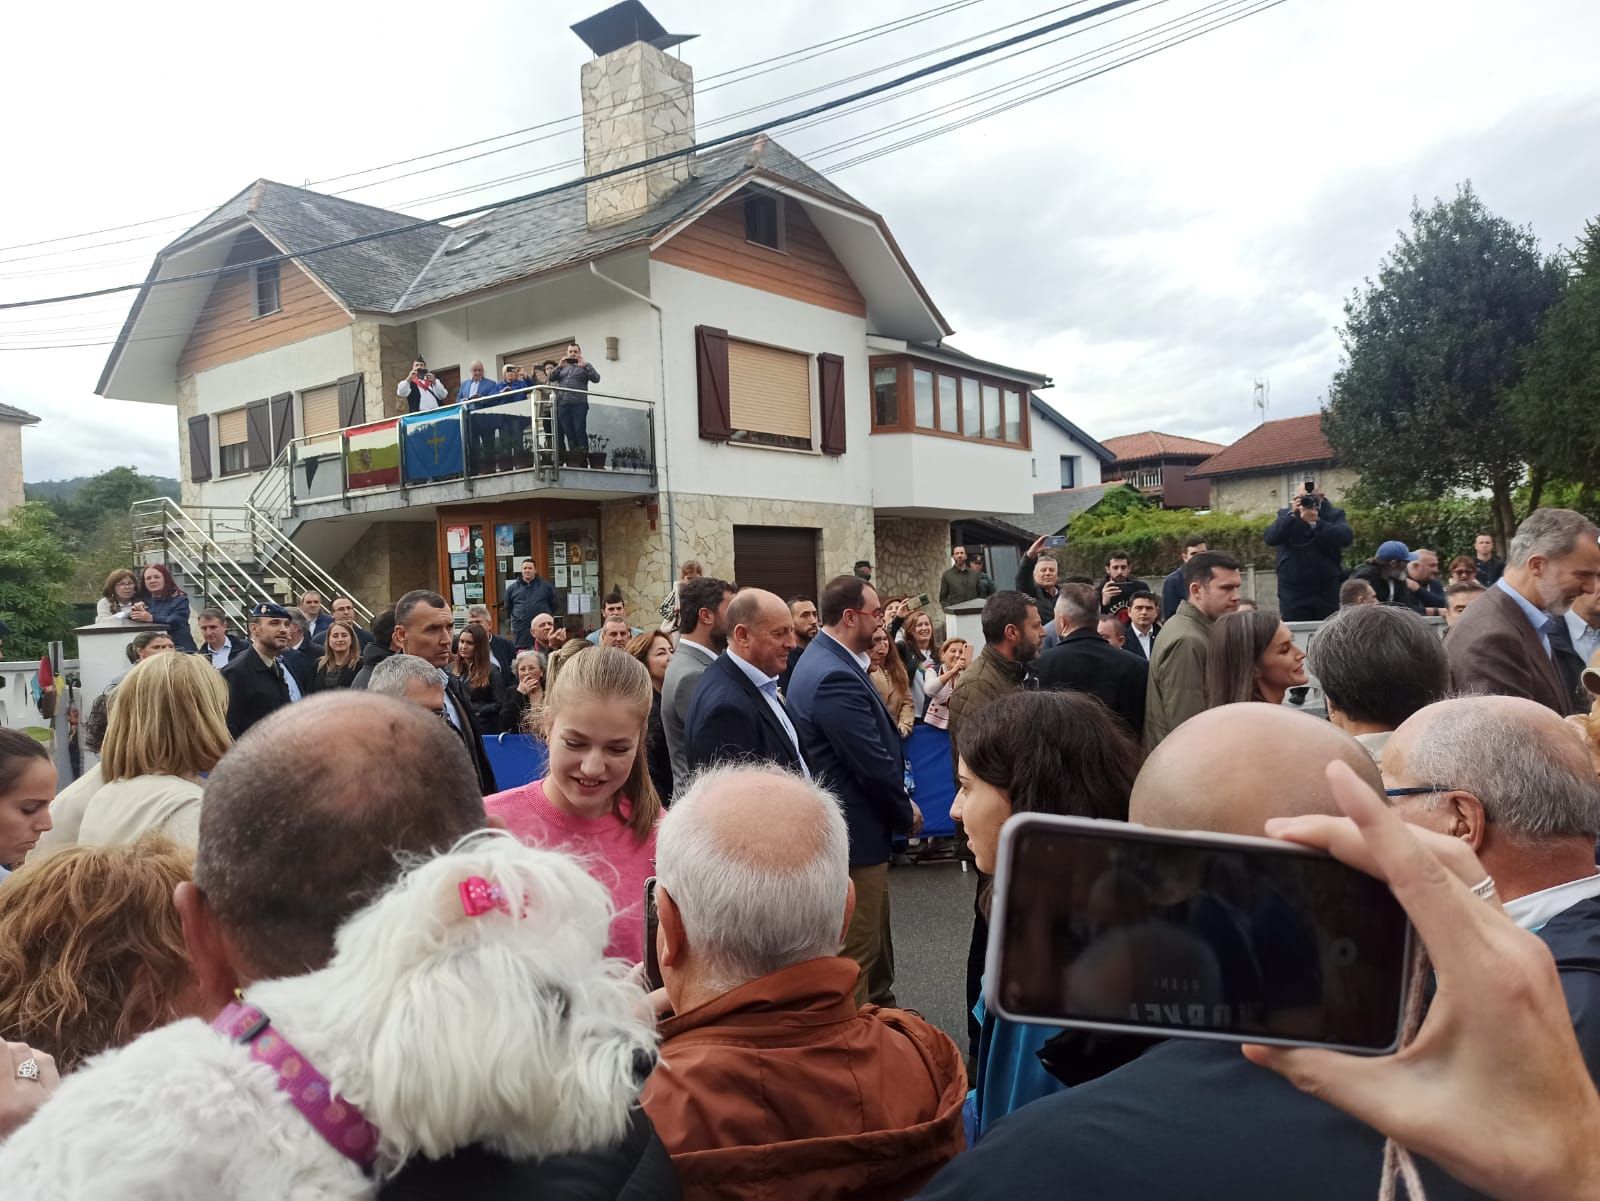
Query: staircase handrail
[[243, 505, 374, 624], [129, 497, 269, 631]]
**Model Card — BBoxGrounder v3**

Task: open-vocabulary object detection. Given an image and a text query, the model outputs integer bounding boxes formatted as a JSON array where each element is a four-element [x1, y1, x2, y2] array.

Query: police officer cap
[[250, 602, 290, 620]]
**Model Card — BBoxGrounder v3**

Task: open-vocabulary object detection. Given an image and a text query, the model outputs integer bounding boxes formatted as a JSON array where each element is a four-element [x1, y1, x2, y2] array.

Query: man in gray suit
[[1447, 507, 1600, 716], [661, 575, 735, 795]]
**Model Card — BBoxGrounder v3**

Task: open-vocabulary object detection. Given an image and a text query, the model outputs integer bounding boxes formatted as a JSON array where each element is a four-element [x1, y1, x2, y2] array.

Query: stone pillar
[[352, 321, 420, 421], [580, 42, 695, 228], [175, 374, 199, 507], [0, 423, 25, 520], [874, 516, 954, 629]]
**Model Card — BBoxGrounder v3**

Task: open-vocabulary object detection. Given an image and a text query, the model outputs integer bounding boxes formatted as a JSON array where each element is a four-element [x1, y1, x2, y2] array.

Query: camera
[[1298, 494, 1319, 509]]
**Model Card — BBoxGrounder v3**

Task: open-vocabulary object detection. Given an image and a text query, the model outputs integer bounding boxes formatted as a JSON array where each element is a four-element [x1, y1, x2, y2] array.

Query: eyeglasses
[[1384, 785, 1457, 797]]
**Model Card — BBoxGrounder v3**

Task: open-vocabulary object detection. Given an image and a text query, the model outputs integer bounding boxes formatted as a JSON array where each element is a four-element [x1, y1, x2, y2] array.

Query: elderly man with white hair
[[366, 652, 447, 719], [641, 764, 965, 1199]]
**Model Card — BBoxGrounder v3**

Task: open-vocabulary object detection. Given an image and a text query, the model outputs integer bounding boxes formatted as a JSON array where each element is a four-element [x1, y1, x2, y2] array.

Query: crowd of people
[[1, 507, 1600, 1199]]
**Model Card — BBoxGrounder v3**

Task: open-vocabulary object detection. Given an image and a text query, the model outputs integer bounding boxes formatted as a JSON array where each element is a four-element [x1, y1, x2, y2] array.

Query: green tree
[[1323, 183, 1564, 546], [0, 504, 74, 658], [1510, 214, 1600, 509], [44, 465, 171, 539]]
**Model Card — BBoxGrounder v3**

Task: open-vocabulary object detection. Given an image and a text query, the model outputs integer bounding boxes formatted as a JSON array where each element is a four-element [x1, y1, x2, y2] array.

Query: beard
[[1537, 574, 1574, 616]]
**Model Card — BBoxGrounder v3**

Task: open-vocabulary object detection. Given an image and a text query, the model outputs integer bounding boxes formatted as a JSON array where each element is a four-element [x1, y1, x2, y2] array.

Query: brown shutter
[[818, 352, 846, 456], [245, 399, 271, 470], [337, 374, 365, 428], [188, 415, 212, 482], [695, 325, 731, 441], [269, 392, 294, 456]]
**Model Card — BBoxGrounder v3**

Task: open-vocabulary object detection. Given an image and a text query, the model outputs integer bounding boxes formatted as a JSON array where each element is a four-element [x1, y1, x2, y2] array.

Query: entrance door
[[733, 525, 819, 601]]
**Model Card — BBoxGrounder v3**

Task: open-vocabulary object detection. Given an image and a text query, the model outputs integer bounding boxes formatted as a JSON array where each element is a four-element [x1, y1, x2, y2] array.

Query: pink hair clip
[[459, 876, 511, 917]]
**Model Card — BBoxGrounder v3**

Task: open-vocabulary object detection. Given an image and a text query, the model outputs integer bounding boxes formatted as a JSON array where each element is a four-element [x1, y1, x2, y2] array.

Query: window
[[937, 374, 959, 432], [961, 377, 981, 436], [727, 337, 811, 450], [253, 262, 280, 318], [873, 365, 900, 426], [1004, 390, 1023, 443], [744, 193, 783, 250], [218, 407, 248, 475], [981, 384, 1001, 440], [1060, 455, 1079, 489], [301, 384, 342, 437], [913, 369, 935, 429]]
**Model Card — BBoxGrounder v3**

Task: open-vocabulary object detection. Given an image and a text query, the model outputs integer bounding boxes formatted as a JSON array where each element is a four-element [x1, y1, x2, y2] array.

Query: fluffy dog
[[0, 832, 658, 1199]]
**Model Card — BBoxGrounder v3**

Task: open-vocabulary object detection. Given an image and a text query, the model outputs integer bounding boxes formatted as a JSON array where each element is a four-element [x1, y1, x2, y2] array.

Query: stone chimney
[[581, 41, 695, 228]]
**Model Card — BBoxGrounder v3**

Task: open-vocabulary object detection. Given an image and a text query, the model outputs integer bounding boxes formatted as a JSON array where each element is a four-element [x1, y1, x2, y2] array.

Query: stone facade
[[600, 490, 875, 630], [873, 516, 953, 626], [0, 421, 27, 520], [352, 320, 420, 421], [330, 521, 440, 613], [175, 374, 199, 506], [580, 42, 695, 228], [1210, 464, 1362, 518]]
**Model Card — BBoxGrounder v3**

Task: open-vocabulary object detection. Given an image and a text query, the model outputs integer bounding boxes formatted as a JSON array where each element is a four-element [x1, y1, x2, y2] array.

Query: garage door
[[732, 525, 819, 602]]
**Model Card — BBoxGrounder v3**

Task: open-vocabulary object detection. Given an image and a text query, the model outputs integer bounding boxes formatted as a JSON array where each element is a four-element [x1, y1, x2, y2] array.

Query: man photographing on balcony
[[396, 357, 446, 413], [548, 342, 600, 464]]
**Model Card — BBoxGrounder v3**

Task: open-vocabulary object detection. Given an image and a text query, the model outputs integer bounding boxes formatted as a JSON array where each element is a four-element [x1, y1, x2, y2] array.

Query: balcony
[[253, 386, 656, 524]]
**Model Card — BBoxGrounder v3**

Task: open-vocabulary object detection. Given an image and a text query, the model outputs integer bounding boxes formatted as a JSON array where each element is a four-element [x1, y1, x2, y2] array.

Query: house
[[97, 7, 1050, 634], [1100, 430, 1223, 508], [0, 404, 40, 520], [1031, 395, 1111, 491], [1187, 412, 1356, 517]]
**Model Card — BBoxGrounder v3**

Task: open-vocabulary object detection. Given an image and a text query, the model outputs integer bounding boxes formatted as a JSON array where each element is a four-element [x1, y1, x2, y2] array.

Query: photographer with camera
[[1263, 479, 1353, 621], [396, 357, 448, 414], [547, 341, 601, 462]]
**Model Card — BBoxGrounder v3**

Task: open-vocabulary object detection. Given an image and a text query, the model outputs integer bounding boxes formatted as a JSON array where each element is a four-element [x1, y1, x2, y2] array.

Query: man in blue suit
[[455, 360, 502, 403], [787, 574, 921, 1007], [684, 589, 808, 776]]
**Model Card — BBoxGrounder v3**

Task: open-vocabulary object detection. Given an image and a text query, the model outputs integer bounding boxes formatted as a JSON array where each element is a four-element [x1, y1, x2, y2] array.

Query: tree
[[0, 504, 74, 659], [1322, 184, 1564, 547], [1510, 213, 1600, 510]]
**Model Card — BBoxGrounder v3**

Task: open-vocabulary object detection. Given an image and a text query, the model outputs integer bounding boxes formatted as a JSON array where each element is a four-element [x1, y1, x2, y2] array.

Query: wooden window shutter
[[269, 392, 294, 456], [301, 383, 341, 436], [188, 415, 212, 482], [337, 374, 365, 428], [728, 340, 811, 440], [695, 325, 731, 441], [818, 352, 846, 455], [245, 399, 271, 470]]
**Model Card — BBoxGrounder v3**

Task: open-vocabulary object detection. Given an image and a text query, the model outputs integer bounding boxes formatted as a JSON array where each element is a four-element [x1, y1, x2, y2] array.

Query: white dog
[[0, 832, 658, 1199]]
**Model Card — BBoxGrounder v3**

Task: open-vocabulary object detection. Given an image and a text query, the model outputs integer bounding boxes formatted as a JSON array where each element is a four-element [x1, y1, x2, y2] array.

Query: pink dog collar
[[212, 1000, 380, 1172]]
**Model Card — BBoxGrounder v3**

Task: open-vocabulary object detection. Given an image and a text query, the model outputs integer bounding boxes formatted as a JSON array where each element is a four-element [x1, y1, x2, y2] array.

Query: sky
[[3, 0, 1598, 480]]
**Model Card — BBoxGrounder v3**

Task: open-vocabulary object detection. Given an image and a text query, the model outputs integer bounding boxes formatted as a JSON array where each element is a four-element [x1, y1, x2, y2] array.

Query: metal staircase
[[130, 497, 372, 632]]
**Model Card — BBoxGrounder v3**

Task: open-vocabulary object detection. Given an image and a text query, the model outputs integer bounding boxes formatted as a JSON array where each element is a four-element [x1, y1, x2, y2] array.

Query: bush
[[0, 504, 75, 659]]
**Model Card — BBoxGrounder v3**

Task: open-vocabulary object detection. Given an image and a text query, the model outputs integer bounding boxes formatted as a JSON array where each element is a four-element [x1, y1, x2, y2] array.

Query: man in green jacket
[[939, 546, 982, 609], [1144, 551, 1243, 749], [947, 590, 1043, 771]]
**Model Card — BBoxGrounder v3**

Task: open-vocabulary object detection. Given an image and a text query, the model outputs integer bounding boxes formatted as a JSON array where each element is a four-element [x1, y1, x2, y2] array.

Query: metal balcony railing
[[251, 385, 656, 513]]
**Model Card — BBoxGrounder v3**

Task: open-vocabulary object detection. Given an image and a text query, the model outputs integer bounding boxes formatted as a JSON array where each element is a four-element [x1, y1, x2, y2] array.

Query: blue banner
[[401, 409, 464, 482]]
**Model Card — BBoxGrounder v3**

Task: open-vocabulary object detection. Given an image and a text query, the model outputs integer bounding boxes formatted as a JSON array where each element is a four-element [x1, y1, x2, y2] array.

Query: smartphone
[[643, 876, 663, 991], [904, 593, 932, 612], [986, 814, 1413, 1054], [1042, 535, 1068, 549]]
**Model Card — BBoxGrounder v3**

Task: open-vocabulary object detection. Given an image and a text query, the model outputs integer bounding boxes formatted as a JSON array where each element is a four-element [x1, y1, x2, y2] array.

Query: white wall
[[1030, 406, 1105, 491], [870, 432, 1034, 515], [190, 327, 356, 508]]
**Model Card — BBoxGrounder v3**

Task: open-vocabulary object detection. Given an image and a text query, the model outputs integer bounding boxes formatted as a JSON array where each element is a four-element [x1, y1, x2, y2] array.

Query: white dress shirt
[[205, 641, 233, 669], [818, 628, 871, 672], [1504, 872, 1600, 933], [726, 648, 810, 779], [1131, 626, 1156, 658], [1565, 610, 1600, 667]]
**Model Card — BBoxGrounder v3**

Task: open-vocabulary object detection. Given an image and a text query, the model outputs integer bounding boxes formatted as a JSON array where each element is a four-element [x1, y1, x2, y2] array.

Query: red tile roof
[[1099, 430, 1225, 463], [1188, 413, 1335, 478]]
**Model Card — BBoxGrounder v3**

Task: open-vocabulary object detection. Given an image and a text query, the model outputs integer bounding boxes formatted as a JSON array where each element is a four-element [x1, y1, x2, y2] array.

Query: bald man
[[642, 765, 964, 1196], [918, 703, 1481, 1201], [683, 588, 808, 777]]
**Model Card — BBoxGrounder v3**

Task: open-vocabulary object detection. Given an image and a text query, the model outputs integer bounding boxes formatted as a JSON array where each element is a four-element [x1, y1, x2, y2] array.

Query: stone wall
[[580, 42, 694, 228], [0, 424, 25, 520], [330, 521, 439, 613], [352, 320, 419, 421], [599, 490, 876, 630], [1211, 465, 1361, 518], [874, 516, 953, 624], [175, 374, 199, 506]]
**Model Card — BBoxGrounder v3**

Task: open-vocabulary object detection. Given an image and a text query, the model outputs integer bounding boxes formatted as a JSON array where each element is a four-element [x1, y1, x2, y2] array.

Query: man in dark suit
[[221, 602, 297, 738], [330, 596, 374, 649], [390, 588, 497, 795], [1034, 582, 1148, 739], [297, 590, 334, 643], [196, 608, 249, 670], [1124, 592, 1161, 661], [787, 575, 919, 1007], [1549, 590, 1600, 714], [1447, 508, 1600, 716], [684, 589, 807, 775]]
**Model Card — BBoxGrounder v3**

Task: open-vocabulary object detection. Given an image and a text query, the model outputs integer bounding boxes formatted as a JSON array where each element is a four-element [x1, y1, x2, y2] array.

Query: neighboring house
[[1187, 412, 1357, 517], [96, 15, 1045, 633], [1100, 430, 1223, 508], [1031, 395, 1111, 491], [0, 404, 40, 521]]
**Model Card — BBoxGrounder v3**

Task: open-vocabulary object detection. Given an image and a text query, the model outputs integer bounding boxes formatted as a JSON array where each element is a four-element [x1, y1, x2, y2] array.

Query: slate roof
[[1188, 412, 1335, 478], [0, 403, 40, 425], [1099, 430, 1225, 463], [1030, 395, 1113, 463], [994, 483, 1136, 538]]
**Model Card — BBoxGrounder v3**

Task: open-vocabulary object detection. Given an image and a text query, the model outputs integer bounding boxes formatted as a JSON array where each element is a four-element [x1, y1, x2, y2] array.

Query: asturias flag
[[402, 410, 465, 482]]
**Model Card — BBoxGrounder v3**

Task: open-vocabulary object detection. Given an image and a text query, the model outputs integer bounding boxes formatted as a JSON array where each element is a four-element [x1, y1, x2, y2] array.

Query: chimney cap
[[571, 1, 697, 57]]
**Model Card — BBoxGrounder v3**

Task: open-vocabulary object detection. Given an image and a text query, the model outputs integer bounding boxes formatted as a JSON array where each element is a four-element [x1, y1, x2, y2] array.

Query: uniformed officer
[[221, 602, 299, 738]]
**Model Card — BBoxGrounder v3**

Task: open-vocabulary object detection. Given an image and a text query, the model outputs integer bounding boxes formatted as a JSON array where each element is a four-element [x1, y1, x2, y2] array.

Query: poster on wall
[[445, 526, 470, 554], [568, 543, 586, 566], [555, 566, 569, 588], [494, 524, 516, 556], [466, 583, 484, 601], [568, 593, 593, 615], [450, 552, 468, 570], [452, 584, 467, 606], [553, 543, 568, 565]]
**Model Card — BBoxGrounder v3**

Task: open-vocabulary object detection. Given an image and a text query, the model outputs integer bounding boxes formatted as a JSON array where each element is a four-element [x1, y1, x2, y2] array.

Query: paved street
[[889, 859, 978, 1050]]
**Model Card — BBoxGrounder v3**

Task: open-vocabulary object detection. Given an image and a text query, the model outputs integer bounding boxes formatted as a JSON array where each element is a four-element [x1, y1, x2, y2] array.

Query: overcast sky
[[4, 0, 1598, 480]]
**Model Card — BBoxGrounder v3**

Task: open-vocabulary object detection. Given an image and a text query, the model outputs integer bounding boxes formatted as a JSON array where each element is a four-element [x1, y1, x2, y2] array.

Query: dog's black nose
[[631, 1047, 657, 1082]]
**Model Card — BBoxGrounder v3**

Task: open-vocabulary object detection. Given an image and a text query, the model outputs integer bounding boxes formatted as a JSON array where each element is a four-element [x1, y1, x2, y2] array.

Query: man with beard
[[661, 575, 736, 789], [221, 602, 296, 737], [1447, 508, 1600, 715]]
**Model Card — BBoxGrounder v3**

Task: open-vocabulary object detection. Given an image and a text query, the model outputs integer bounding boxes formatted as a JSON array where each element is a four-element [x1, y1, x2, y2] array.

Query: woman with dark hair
[[1204, 609, 1307, 708], [0, 729, 53, 880], [950, 689, 1142, 1141], [132, 564, 195, 652], [627, 629, 675, 805], [311, 620, 362, 691], [95, 569, 140, 623], [869, 627, 915, 738], [1446, 554, 1479, 585], [452, 626, 513, 734]]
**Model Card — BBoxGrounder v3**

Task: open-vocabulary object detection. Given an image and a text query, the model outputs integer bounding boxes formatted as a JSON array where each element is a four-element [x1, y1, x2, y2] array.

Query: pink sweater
[[485, 778, 657, 964]]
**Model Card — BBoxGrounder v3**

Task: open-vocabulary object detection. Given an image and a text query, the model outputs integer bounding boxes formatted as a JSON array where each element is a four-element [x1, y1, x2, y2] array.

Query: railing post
[[461, 405, 474, 495]]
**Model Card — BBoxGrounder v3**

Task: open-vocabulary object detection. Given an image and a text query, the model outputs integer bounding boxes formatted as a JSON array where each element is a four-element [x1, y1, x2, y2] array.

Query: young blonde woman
[[310, 619, 362, 692]]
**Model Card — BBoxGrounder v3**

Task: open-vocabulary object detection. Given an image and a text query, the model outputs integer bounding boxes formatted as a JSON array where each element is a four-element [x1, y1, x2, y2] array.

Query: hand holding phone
[[1042, 535, 1068, 549]]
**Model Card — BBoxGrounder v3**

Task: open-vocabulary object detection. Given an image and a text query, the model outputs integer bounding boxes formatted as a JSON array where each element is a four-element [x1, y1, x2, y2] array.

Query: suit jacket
[[662, 641, 717, 789], [306, 612, 334, 642], [1446, 583, 1571, 715], [1033, 628, 1149, 739], [1547, 614, 1597, 715], [485, 633, 518, 689], [444, 673, 499, 795], [786, 633, 913, 867], [683, 652, 805, 775], [278, 645, 316, 695], [1124, 623, 1160, 662], [221, 648, 292, 738]]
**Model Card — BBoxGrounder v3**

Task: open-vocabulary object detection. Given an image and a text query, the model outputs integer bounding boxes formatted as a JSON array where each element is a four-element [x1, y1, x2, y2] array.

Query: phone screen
[[988, 815, 1411, 1053], [1042, 535, 1068, 549], [643, 876, 663, 991]]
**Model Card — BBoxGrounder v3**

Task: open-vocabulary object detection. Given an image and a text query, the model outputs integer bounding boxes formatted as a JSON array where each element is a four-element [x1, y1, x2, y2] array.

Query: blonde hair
[[100, 653, 232, 782], [0, 836, 195, 1071], [318, 619, 362, 671], [540, 645, 660, 843]]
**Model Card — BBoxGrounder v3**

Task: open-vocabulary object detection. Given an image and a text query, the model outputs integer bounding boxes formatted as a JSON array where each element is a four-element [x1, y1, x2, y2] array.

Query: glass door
[[443, 521, 489, 626], [546, 518, 601, 637]]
